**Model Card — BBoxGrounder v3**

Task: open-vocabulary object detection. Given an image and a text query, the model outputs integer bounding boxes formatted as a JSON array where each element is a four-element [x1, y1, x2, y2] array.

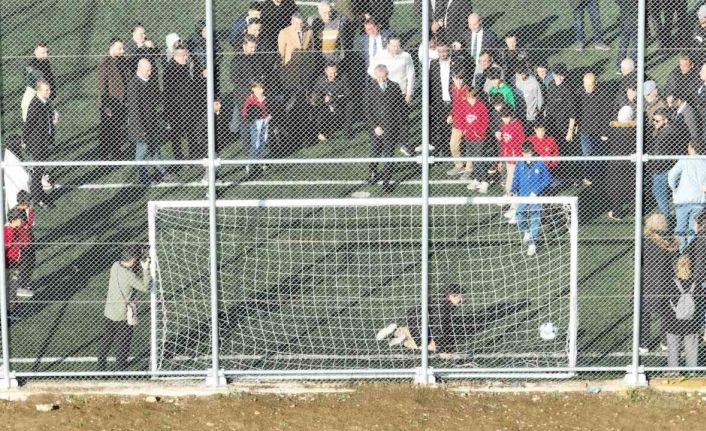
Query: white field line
[[9, 351, 649, 364], [55, 179, 499, 190]]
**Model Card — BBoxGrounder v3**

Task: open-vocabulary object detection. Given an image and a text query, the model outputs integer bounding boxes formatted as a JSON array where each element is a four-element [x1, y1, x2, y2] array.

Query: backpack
[[670, 279, 696, 321]]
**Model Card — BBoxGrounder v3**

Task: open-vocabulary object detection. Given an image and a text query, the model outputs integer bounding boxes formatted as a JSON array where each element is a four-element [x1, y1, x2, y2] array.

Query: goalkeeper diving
[[375, 284, 528, 354]]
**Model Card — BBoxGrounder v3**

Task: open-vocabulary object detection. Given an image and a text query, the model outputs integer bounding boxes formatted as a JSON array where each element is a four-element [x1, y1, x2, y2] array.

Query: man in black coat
[[453, 13, 501, 76], [124, 23, 160, 73], [229, 36, 270, 136], [23, 80, 57, 207], [429, 41, 455, 154], [310, 64, 351, 142], [576, 72, 610, 185], [664, 52, 700, 107], [126, 58, 167, 185], [163, 45, 198, 162], [366, 64, 404, 192], [259, 0, 299, 54]]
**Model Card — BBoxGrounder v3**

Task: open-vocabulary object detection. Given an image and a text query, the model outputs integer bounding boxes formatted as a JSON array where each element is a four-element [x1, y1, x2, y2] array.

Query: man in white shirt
[[430, 42, 453, 153], [367, 35, 415, 155]]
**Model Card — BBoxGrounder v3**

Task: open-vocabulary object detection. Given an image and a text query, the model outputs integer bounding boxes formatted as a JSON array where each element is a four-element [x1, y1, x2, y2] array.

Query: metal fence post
[[205, 0, 224, 387], [416, 0, 433, 385], [0, 145, 17, 389], [625, 0, 648, 386]]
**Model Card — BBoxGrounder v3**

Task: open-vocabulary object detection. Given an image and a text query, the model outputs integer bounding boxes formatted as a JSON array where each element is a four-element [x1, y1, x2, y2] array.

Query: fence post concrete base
[[0, 369, 18, 389], [623, 369, 648, 387], [414, 367, 435, 385], [206, 368, 226, 387]]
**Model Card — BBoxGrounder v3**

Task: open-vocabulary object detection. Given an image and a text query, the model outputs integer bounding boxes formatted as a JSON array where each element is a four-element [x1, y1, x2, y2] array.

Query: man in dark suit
[[358, 18, 391, 68], [442, 0, 475, 44], [124, 23, 160, 72], [23, 80, 57, 207], [429, 41, 455, 154], [126, 58, 167, 185], [366, 64, 404, 192], [452, 13, 501, 76]]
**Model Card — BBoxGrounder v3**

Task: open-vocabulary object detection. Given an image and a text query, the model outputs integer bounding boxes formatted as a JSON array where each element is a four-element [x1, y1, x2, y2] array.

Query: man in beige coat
[[278, 13, 312, 65], [97, 246, 151, 371]]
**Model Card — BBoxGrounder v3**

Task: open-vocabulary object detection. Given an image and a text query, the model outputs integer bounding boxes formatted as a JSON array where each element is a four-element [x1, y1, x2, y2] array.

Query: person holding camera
[[97, 246, 151, 371]]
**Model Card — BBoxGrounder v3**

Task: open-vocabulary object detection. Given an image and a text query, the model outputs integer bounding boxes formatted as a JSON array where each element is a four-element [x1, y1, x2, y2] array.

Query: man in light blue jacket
[[668, 141, 706, 251]]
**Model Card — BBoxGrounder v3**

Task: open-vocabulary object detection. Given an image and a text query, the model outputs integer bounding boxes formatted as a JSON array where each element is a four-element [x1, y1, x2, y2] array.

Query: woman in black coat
[[640, 213, 677, 352]]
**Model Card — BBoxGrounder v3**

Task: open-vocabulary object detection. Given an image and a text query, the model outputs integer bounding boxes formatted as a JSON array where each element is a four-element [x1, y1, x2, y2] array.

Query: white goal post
[[147, 196, 578, 379]]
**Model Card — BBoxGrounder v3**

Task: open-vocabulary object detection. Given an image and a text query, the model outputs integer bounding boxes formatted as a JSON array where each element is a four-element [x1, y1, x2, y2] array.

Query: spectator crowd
[[3, 0, 706, 369]]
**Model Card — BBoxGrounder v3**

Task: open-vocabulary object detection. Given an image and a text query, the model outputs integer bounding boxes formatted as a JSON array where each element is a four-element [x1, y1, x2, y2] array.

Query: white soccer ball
[[539, 322, 557, 341]]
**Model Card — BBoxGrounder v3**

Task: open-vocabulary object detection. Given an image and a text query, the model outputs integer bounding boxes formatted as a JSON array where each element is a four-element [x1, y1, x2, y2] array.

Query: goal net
[[148, 197, 577, 375]]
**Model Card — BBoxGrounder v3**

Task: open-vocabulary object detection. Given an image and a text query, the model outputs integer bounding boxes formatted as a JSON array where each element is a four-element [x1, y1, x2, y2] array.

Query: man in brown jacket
[[97, 38, 128, 160], [278, 13, 312, 66]]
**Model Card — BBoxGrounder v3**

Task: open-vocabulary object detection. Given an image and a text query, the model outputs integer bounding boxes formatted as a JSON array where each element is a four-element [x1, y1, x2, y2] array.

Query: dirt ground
[[2, 383, 706, 430]]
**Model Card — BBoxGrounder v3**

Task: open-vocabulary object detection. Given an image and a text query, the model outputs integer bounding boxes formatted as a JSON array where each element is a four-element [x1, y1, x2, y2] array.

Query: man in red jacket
[[4, 209, 25, 300]]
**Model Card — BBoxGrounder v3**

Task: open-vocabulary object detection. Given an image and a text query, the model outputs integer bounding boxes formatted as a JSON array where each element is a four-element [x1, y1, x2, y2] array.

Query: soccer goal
[[147, 196, 578, 379]]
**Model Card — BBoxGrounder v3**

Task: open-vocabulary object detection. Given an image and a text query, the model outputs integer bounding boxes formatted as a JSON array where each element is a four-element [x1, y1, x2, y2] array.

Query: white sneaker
[[376, 323, 398, 341], [477, 181, 489, 194], [41, 175, 53, 191], [638, 346, 649, 355], [527, 243, 537, 256], [508, 217, 517, 225], [446, 167, 464, 176], [414, 144, 435, 153], [523, 232, 531, 244], [503, 209, 515, 219], [388, 335, 407, 347], [16, 288, 33, 298], [467, 179, 479, 190]]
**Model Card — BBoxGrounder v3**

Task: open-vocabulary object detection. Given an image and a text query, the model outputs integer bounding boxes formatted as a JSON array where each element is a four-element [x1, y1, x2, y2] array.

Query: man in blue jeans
[[668, 141, 706, 251], [511, 142, 552, 256], [568, 0, 609, 51], [648, 109, 677, 216], [126, 58, 167, 185]]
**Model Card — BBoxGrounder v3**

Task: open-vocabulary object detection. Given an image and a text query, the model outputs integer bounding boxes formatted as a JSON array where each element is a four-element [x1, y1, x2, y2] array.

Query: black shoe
[[382, 181, 395, 193], [368, 173, 379, 185]]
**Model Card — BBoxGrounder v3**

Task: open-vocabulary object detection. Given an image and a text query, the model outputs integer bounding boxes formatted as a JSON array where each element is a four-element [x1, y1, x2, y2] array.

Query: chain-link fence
[[0, 0, 705, 387]]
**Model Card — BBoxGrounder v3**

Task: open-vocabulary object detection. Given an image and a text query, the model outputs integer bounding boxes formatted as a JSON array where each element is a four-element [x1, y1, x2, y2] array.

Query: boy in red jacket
[[457, 88, 490, 192], [13, 190, 35, 298], [240, 81, 270, 173], [527, 122, 559, 180], [496, 107, 525, 194], [4, 209, 25, 300], [446, 71, 469, 177]]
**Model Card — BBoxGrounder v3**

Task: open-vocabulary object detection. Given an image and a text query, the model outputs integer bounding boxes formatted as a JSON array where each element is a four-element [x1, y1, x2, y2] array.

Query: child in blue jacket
[[511, 142, 552, 256]]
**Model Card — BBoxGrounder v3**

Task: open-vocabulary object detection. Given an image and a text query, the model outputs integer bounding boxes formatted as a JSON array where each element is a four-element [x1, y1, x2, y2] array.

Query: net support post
[[206, 368, 227, 387], [205, 0, 222, 388], [626, 0, 648, 388], [418, 0, 432, 385], [147, 202, 159, 376], [414, 367, 436, 385], [0, 136, 15, 390]]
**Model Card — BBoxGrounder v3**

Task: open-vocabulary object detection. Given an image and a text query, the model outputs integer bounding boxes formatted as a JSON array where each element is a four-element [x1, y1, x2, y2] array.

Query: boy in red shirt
[[526, 122, 559, 178], [13, 190, 35, 298], [457, 88, 490, 192], [4, 209, 25, 300], [496, 107, 525, 195], [240, 81, 270, 174]]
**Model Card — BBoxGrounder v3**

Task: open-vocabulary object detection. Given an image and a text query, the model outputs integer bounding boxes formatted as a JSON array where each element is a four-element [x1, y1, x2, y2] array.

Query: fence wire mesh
[[0, 0, 705, 385]]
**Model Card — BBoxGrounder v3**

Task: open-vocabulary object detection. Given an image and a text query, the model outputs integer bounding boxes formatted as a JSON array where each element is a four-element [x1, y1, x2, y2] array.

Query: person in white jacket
[[668, 141, 706, 251], [3, 137, 30, 211]]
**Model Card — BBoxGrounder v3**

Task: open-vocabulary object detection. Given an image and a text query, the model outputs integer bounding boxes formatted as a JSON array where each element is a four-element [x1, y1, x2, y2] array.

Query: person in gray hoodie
[[97, 246, 151, 371], [668, 140, 706, 251], [514, 65, 543, 128]]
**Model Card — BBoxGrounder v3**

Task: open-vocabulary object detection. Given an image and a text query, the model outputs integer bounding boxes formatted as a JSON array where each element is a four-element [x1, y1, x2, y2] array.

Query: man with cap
[[694, 4, 706, 59], [644, 80, 666, 123], [544, 64, 576, 156]]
